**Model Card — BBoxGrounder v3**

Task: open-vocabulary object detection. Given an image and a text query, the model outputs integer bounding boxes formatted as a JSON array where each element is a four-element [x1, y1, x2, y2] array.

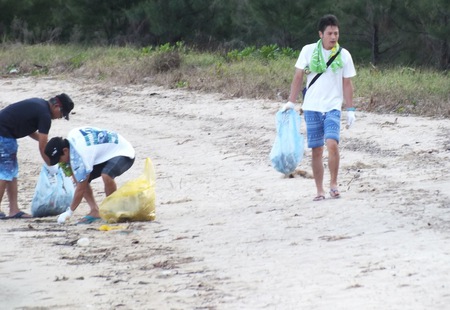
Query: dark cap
[[45, 137, 69, 165], [55, 93, 74, 120]]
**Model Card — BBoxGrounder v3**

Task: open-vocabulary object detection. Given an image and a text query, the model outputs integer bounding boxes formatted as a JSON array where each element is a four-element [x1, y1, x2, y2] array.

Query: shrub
[[150, 51, 181, 73]]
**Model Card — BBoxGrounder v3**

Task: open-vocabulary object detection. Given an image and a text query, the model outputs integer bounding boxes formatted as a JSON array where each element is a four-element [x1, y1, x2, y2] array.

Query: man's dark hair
[[318, 14, 339, 33]]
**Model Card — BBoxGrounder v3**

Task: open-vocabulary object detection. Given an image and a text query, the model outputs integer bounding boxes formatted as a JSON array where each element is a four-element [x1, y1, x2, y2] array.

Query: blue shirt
[[0, 98, 52, 138]]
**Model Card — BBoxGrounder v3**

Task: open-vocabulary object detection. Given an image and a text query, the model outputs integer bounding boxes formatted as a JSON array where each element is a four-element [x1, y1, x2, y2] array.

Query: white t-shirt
[[295, 43, 356, 112], [68, 126, 135, 182]]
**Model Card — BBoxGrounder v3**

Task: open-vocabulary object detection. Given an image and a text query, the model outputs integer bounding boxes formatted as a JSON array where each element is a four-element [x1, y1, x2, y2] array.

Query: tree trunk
[[371, 23, 380, 65], [441, 39, 449, 70], [440, 15, 449, 70]]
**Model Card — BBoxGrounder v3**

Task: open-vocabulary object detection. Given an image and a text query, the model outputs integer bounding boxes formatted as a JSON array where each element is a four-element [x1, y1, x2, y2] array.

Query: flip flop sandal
[[0, 211, 32, 219], [313, 195, 326, 201], [330, 189, 341, 199], [76, 215, 101, 225]]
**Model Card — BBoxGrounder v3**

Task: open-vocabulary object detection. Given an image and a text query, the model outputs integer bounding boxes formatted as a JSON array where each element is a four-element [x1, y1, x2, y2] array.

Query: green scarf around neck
[[309, 39, 343, 73]]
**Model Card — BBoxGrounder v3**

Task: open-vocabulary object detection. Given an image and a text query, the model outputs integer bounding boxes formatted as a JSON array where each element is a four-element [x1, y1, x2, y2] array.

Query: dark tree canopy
[[0, 0, 448, 69]]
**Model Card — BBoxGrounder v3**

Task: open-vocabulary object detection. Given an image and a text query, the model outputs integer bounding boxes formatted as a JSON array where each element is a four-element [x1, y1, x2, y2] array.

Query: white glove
[[281, 101, 295, 112], [346, 110, 356, 128], [57, 207, 73, 224]]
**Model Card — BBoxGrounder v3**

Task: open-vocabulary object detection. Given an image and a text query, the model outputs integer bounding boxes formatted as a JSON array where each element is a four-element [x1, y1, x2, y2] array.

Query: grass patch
[[355, 66, 450, 117], [0, 43, 448, 118]]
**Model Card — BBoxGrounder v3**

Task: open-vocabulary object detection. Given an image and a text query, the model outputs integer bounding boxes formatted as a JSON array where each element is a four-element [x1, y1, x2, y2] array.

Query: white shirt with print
[[67, 127, 135, 182]]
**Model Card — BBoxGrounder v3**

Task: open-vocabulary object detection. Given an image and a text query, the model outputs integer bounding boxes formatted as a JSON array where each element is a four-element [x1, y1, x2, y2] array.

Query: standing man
[[284, 14, 356, 201], [45, 126, 135, 224], [0, 93, 74, 219]]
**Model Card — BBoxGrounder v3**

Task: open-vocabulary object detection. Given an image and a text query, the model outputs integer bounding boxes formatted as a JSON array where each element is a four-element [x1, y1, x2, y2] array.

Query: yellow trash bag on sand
[[99, 158, 156, 223]]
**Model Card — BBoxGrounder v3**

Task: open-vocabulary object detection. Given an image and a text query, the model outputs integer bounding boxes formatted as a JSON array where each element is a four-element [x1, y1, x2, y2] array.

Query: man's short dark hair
[[318, 14, 339, 33], [45, 137, 70, 165]]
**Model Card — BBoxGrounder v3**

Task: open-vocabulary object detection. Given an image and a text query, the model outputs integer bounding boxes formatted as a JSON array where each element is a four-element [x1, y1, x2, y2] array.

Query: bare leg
[[6, 178, 21, 216], [311, 146, 326, 198], [102, 174, 117, 197], [327, 139, 340, 189], [4, 178, 31, 217], [83, 183, 100, 218], [0, 180, 7, 214]]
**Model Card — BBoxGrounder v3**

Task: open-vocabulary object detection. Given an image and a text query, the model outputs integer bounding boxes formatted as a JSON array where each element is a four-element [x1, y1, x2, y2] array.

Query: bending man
[[0, 93, 74, 219], [45, 126, 135, 224]]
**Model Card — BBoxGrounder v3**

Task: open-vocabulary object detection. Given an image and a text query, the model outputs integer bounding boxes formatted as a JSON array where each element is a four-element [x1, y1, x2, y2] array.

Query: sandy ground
[[0, 76, 449, 310]]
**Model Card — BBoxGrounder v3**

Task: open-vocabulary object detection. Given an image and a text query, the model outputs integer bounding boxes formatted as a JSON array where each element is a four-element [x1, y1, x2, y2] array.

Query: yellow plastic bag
[[99, 158, 156, 223]]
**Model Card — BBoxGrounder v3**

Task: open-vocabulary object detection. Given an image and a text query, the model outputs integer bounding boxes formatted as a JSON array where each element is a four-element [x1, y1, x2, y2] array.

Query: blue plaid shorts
[[304, 109, 341, 148]]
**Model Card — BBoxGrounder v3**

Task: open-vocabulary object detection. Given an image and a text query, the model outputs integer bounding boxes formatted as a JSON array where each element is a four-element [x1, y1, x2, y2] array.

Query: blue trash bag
[[31, 164, 75, 217], [270, 109, 304, 175]]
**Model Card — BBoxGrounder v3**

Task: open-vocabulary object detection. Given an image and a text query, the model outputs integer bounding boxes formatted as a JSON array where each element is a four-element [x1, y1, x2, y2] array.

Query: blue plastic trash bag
[[270, 109, 304, 175], [31, 164, 75, 217]]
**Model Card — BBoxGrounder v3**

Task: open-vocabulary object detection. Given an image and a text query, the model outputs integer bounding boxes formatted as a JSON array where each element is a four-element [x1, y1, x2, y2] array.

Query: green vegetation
[[0, 0, 448, 69], [1, 43, 448, 118]]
